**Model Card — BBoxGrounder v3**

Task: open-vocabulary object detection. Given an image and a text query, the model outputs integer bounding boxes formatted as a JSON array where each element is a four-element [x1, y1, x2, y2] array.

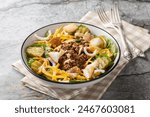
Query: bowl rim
[[21, 21, 121, 85]]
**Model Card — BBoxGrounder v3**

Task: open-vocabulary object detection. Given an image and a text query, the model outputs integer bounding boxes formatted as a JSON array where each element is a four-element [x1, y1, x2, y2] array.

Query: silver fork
[[96, 5, 144, 60], [110, 3, 132, 60]]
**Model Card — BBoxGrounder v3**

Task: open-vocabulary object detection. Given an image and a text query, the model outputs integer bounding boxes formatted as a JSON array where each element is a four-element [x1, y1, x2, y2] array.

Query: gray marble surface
[[0, 0, 150, 100]]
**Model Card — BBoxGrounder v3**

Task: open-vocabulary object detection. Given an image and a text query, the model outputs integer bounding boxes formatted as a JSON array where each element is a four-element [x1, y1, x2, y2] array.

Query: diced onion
[[94, 69, 105, 74], [48, 50, 65, 63], [34, 30, 52, 41], [82, 60, 99, 78], [90, 38, 104, 48], [63, 24, 78, 33], [83, 47, 98, 56]]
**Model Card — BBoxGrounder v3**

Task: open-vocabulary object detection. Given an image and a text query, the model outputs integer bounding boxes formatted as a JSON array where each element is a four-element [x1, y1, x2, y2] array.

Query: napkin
[[12, 11, 150, 100]]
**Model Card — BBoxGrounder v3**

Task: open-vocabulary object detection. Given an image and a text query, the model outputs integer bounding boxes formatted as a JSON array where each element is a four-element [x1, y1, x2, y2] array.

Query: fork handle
[[125, 37, 145, 58], [112, 25, 145, 59], [116, 25, 132, 60]]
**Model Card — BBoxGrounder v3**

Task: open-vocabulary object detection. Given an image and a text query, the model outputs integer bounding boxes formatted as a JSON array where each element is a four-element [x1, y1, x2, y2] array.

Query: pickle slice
[[31, 60, 43, 73], [26, 47, 44, 57]]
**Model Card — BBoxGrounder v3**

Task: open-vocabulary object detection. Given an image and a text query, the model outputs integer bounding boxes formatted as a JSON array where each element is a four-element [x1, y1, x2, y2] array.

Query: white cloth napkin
[[12, 11, 150, 100]]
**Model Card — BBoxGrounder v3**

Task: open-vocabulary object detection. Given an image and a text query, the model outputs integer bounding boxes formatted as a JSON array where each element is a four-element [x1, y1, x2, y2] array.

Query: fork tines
[[111, 2, 121, 23], [96, 6, 111, 24]]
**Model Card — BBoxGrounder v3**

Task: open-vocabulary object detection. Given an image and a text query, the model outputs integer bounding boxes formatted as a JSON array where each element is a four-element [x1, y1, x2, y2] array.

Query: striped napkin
[[12, 11, 150, 100]]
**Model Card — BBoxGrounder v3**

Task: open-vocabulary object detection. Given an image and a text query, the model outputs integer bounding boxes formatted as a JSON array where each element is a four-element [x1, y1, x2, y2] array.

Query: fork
[[96, 5, 145, 60], [110, 3, 132, 60]]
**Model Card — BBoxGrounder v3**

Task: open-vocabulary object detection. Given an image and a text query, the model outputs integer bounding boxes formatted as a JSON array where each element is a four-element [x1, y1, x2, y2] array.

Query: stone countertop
[[0, 0, 150, 100]]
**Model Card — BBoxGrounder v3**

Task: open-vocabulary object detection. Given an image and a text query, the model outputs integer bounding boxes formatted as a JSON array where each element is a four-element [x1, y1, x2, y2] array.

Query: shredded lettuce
[[31, 43, 46, 48], [75, 39, 81, 43], [44, 46, 53, 58], [44, 30, 49, 37], [106, 38, 117, 57], [77, 24, 90, 33], [27, 58, 35, 67]]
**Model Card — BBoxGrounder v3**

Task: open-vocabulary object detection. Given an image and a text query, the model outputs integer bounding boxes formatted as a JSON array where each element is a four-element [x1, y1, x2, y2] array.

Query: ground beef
[[59, 41, 89, 71]]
